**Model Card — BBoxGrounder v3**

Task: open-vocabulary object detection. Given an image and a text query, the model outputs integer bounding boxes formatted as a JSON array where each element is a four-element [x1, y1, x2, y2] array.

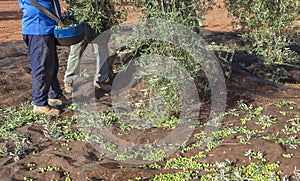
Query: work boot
[[48, 95, 70, 107], [33, 105, 60, 116], [64, 82, 73, 94]]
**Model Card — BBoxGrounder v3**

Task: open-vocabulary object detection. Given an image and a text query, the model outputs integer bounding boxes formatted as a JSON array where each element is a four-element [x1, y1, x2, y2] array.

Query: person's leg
[[23, 34, 61, 115], [64, 23, 96, 85], [48, 34, 63, 99], [23, 34, 55, 106], [93, 30, 111, 85], [93, 43, 111, 84], [64, 39, 88, 85]]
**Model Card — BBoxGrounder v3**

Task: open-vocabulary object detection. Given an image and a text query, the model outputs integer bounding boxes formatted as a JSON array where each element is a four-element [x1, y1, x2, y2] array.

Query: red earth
[[0, 0, 299, 180]]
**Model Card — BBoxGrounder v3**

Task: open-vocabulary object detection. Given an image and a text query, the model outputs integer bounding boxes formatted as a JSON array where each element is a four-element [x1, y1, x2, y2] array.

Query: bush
[[135, 0, 215, 32], [224, 0, 299, 65], [115, 0, 215, 112]]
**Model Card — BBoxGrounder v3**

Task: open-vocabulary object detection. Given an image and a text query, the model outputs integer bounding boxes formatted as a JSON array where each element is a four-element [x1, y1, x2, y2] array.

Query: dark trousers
[[23, 34, 62, 106]]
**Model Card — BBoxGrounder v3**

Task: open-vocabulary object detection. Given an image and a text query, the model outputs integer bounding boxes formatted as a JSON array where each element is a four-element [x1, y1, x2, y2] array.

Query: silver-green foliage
[[135, 0, 215, 31], [224, 0, 299, 65], [116, 0, 214, 112], [66, 0, 126, 32]]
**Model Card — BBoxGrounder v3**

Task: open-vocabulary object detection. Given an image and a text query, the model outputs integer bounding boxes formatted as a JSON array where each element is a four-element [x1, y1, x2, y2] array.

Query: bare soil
[[0, 0, 299, 180]]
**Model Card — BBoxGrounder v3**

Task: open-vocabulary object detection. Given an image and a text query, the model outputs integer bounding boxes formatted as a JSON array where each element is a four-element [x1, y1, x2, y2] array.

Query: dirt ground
[[0, 0, 233, 112], [0, 0, 300, 180]]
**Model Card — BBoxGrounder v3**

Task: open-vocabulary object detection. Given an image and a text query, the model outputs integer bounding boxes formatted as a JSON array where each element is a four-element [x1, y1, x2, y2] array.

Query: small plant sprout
[[287, 116, 300, 133], [244, 149, 253, 160], [240, 105, 264, 125], [237, 100, 252, 110], [277, 136, 299, 149], [8, 133, 32, 161], [237, 134, 252, 144], [276, 101, 296, 109], [244, 149, 265, 161], [43, 120, 63, 140], [293, 167, 300, 180], [0, 143, 8, 157], [255, 115, 277, 129]]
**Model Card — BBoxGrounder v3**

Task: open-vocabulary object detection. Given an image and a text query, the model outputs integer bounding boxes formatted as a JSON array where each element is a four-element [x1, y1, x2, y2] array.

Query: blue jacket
[[18, 0, 61, 35]]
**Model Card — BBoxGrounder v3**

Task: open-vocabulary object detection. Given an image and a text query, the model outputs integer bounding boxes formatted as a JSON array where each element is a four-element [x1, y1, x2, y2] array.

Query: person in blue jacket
[[18, 0, 66, 115]]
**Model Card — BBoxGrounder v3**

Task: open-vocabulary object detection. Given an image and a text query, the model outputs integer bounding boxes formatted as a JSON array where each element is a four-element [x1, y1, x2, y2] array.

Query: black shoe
[[95, 79, 112, 92]]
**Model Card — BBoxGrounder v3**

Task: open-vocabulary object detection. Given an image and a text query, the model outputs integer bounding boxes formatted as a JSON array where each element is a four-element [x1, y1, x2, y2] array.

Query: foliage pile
[[1, 100, 300, 180]]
